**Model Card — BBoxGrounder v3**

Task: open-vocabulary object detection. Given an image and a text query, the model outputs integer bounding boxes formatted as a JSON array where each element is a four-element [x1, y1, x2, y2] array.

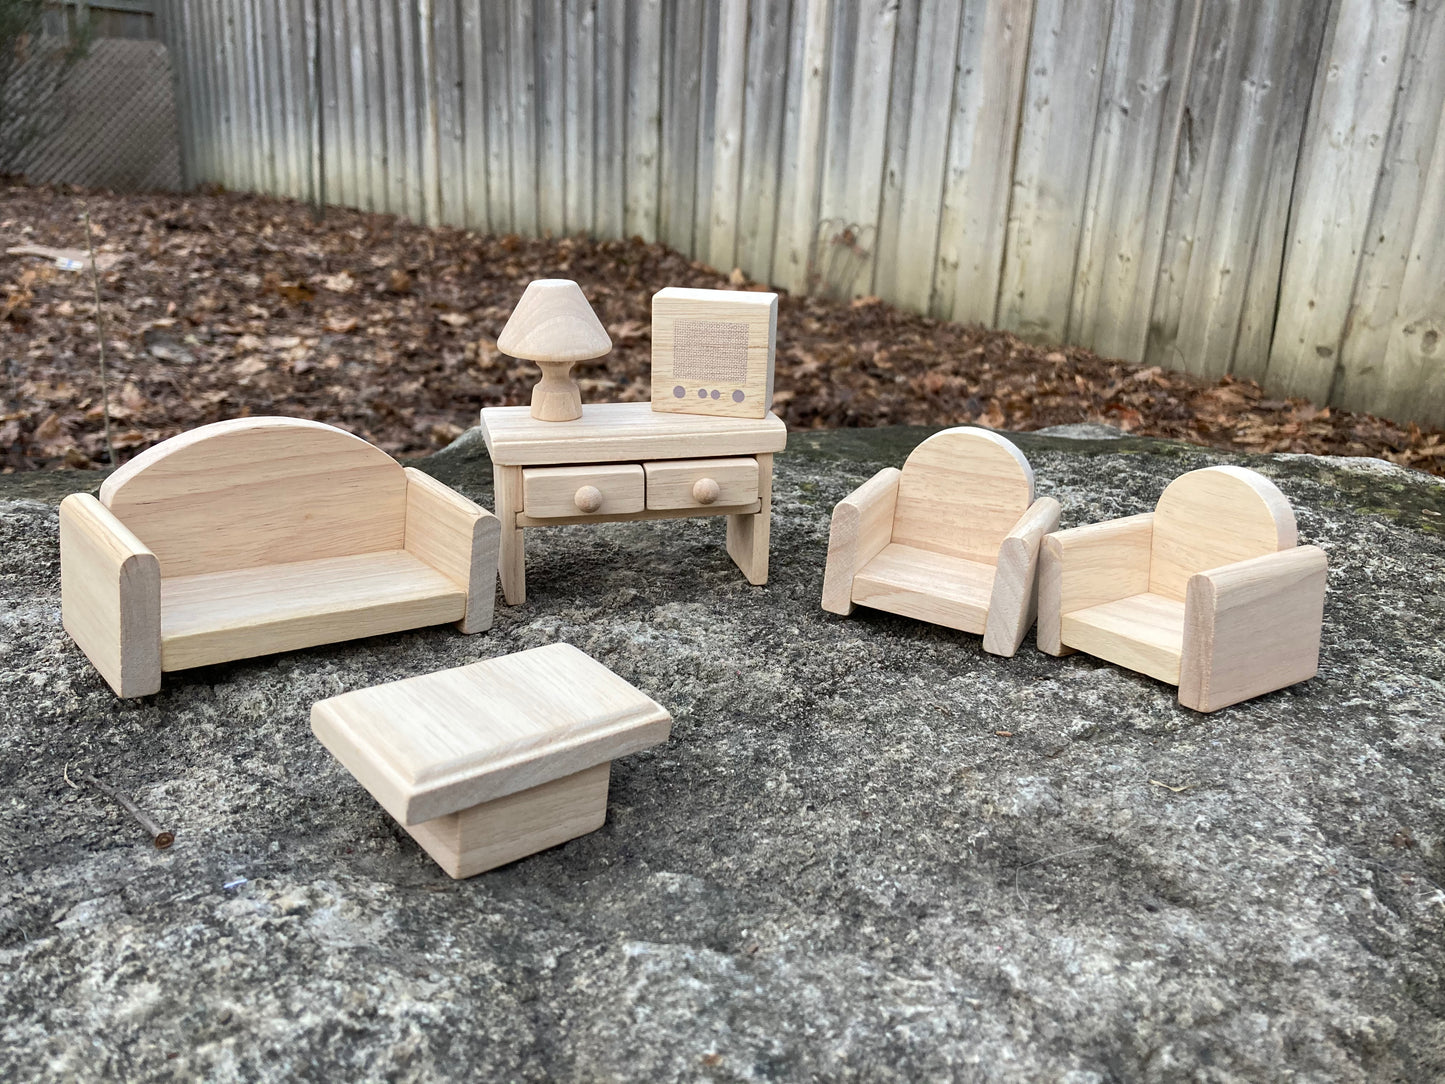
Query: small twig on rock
[[83, 774, 174, 849], [82, 206, 116, 467]]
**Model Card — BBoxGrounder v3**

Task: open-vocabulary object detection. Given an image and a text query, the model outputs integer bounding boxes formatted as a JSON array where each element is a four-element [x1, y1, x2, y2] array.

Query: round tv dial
[[670, 386, 746, 404]]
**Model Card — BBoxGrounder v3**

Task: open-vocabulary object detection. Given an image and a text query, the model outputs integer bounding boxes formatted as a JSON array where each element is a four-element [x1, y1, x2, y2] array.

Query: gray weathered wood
[[734, 0, 793, 286], [623, 0, 662, 241]]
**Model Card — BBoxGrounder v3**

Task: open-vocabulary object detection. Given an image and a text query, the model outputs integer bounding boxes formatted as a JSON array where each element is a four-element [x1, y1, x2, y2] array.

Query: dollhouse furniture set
[[58, 277, 1329, 878]]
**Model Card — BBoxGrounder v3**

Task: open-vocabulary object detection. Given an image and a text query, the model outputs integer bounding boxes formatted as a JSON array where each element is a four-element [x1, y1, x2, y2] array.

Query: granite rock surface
[[1, 426, 1442, 1082]]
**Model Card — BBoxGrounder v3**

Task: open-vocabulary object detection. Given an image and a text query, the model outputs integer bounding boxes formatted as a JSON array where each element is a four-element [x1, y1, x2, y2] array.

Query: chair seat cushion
[[160, 550, 466, 671], [851, 543, 995, 634], [1061, 592, 1185, 685]]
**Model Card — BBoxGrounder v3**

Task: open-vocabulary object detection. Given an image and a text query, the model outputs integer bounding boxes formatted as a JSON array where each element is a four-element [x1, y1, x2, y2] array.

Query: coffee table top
[[311, 643, 672, 825], [479, 401, 786, 465]]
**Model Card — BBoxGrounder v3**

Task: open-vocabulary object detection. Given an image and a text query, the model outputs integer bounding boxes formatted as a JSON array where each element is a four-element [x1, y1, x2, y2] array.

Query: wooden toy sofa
[[821, 427, 1061, 657], [1036, 465, 1327, 712], [60, 417, 500, 698]]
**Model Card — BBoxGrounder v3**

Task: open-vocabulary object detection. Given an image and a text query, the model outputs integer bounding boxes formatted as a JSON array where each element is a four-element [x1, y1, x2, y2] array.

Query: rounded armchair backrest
[[99, 417, 407, 578], [1149, 465, 1297, 600], [891, 427, 1035, 565]]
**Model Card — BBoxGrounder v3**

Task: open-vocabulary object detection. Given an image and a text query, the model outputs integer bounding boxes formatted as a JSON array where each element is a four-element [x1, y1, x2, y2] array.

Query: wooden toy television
[[650, 287, 777, 419]]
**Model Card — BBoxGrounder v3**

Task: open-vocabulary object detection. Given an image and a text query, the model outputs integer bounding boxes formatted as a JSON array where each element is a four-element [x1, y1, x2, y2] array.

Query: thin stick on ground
[[81, 206, 116, 467], [81, 773, 174, 849]]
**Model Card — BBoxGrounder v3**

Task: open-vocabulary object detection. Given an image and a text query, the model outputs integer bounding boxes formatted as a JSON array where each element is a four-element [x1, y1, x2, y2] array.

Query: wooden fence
[[159, 0, 1445, 427]]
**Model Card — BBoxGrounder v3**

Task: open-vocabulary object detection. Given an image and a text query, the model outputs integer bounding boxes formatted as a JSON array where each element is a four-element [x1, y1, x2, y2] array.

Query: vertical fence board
[[1266, 0, 1415, 404], [535, 0, 566, 234], [774, 0, 830, 294], [623, 0, 662, 240], [706, 0, 749, 272], [508, 0, 539, 234], [563, 0, 597, 234], [659, 0, 702, 252], [734, 0, 793, 285], [1068, 0, 1199, 361], [594, 0, 626, 238], [481, 3, 513, 232], [1333, 1, 1445, 423], [458, 0, 488, 230]]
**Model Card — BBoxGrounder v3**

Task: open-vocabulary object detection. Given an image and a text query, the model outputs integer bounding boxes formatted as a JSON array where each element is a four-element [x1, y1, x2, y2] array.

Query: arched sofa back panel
[[99, 418, 408, 578]]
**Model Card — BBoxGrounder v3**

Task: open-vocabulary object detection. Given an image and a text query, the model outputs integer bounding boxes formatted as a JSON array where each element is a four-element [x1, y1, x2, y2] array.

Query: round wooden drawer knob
[[574, 485, 604, 513], [692, 477, 721, 505]]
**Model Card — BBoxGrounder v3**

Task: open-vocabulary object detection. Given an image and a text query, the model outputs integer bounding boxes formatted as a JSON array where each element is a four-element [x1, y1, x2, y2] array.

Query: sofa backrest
[[99, 417, 407, 578], [1149, 465, 1297, 600], [891, 427, 1035, 565]]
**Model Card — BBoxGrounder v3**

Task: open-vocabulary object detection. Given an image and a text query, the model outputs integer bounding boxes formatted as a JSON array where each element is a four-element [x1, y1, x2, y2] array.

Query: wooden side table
[[479, 402, 788, 604]]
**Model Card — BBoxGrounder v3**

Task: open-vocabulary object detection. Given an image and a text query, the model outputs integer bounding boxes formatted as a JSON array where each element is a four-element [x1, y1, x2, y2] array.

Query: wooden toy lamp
[[498, 279, 612, 422]]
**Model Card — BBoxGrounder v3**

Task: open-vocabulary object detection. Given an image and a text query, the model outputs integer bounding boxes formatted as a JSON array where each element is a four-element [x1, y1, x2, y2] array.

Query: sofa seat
[[850, 543, 996, 635], [1060, 593, 1185, 684], [160, 550, 467, 670]]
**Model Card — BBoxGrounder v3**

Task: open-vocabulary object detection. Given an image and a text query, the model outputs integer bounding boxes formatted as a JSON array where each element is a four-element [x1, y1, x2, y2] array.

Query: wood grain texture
[[59, 493, 162, 698], [515, 502, 760, 528], [890, 427, 1034, 566], [405, 762, 611, 878], [982, 495, 1062, 658], [1061, 592, 1186, 685], [1148, 466, 1295, 601], [403, 467, 500, 634], [521, 464, 645, 518], [310, 642, 672, 825], [1036, 512, 1154, 655], [99, 417, 407, 578], [480, 402, 787, 466], [820, 466, 900, 616], [160, 550, 465, 671], [643, 457, 759, 510], [851, 543, 996, 636], [494, 463, 526, 605], [649, 288, 778, 418], [1179, 544, 1327, 712], [726, 452, 773, 585]]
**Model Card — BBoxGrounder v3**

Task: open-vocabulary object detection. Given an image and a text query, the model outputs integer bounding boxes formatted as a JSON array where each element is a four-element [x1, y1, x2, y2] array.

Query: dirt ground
[[3, 182, 1442, 476]]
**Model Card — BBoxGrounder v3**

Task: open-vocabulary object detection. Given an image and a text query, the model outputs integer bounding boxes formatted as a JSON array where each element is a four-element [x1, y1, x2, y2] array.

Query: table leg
[[727, 452, 772, 585], [494, 463, 526, 604]]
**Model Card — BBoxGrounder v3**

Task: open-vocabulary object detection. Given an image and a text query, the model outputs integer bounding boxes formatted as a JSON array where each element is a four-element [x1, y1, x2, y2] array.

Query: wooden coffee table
[[480, 402, 787, 604], [311, 643, 672, 878]]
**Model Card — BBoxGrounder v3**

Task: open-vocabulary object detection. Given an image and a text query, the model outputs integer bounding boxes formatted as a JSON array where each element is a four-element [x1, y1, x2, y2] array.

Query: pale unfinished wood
[[310, 642, 671, 825], [1179, 544, 1327, 712], [890, 427, 1034, 566], [522, 464, 645, 518], [1149, 466, 1296, 601], [59, 494, 162, 698], [726, 451, 773, 585], [982, 496, 1063, 658], [480, 402, 787, 466], [406, 762, 611, 878], [650, 288, 777, 419], [494, 463, 526, 605], [497, 279, 614, 422], [516, 502, 760, 528], [851, 544, 996, 635], [821, 467, 901, 616], [1037, 513, 1154, 655], [644, 457, 759, 510], [403, 467, 500, 634], [160, 550, 465, 671], [99, 417, 407, 578], [1061, 593, 1186, 685]]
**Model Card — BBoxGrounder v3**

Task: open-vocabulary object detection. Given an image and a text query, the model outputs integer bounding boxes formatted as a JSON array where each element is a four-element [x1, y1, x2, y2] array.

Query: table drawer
[[644, 457, 759, 510], [522, 464, 644, 518]]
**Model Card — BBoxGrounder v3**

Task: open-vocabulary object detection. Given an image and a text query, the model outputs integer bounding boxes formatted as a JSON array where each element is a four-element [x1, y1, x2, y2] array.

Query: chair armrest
[[1036, 512, 1154, 655], [60, 493, 162, 697], [821, 467, 901, 615], [982, 496, 1062, 657], [1179, 545, 1327, 712], [403, 468, 501, 634]]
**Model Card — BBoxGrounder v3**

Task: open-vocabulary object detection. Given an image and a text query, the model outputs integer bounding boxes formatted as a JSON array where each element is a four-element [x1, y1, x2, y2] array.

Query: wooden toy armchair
[[60, 417, 500, 698], [1037, 466, 1327, 712], [821, 427, 1061, 657]]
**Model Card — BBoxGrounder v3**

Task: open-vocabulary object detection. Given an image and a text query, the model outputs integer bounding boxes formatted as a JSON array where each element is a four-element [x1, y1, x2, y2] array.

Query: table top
[[480, 401, 787, 465], [310, 643, 672, 825]]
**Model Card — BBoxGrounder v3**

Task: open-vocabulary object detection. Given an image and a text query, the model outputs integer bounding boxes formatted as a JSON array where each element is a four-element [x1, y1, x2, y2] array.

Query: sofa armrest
[[403, 468, 501, 634], [60, 493, 162, 697], [1179, 545, 1327, 712], [982, 496, 1062, 657], [821, 467, 901, 615], [1037, 512, 1154, 655]]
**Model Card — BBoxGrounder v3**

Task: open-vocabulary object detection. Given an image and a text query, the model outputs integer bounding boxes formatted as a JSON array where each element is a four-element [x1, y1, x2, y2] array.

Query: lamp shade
[[496, 279, 612, 362]]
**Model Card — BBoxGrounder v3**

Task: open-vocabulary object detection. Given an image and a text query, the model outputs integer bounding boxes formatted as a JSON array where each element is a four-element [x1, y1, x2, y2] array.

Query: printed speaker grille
[[673, 320, 749, 383]]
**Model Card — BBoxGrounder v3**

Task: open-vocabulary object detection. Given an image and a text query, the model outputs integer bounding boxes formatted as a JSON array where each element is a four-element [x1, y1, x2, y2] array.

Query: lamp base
[[530, 360, 583, 422]]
